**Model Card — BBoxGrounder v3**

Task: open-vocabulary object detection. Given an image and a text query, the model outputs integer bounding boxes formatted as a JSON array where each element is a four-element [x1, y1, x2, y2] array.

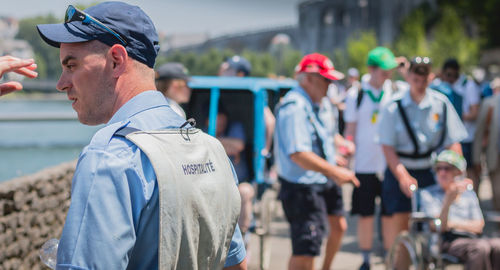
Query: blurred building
[[164, 0, 436, 55], [298, 0, 436, 53], [0, 16, 35, 81]]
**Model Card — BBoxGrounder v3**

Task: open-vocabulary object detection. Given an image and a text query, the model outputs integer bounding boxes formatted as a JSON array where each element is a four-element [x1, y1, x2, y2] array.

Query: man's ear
[[108, 44, 128, 78]]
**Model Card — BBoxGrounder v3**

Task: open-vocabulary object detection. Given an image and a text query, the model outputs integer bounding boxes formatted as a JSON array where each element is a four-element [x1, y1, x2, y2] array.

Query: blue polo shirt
[[56, 91, 245, 270], [274, 87, 337, 184]]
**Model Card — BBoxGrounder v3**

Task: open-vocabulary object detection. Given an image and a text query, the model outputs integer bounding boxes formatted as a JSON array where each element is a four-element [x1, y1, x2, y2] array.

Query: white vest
[[124, 127, 241, 270]]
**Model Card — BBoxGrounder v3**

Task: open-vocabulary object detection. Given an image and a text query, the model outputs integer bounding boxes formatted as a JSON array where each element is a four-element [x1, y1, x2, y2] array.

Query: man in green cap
[[343, 47, 403, 269]]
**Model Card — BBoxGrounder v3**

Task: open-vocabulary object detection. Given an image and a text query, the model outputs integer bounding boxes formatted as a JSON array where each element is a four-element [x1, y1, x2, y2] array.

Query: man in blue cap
[[37, 2, 246, 269]]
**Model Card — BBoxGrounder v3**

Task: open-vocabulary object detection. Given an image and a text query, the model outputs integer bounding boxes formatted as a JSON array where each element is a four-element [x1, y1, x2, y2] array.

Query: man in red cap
[[274, 53, 359, 270]]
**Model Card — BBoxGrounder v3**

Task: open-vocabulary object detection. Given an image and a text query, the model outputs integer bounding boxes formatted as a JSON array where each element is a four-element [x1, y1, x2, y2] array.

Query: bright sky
[[0, 0, 300, 37]]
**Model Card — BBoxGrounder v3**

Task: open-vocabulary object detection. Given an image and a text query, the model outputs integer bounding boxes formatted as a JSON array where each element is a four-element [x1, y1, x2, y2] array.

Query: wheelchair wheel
[[387, 231, 425, 270]]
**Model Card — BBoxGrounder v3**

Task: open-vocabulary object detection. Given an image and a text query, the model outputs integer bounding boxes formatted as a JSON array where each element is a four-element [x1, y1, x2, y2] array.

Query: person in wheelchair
[[420, 150, 500, 270]]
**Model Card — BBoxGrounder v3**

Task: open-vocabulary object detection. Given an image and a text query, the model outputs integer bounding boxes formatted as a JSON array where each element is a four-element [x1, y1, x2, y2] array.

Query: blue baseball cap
[[226, 55, 252, 76], [36, 1, 160, 68]]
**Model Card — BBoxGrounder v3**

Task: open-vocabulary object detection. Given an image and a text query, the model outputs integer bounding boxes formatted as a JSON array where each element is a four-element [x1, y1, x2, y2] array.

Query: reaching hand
[[329, 166, 360, 187], [399, 174, 418, 198], [0, 56, 38, 96]]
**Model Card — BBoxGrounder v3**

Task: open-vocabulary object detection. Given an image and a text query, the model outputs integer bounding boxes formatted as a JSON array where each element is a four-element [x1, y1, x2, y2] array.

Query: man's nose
[[56, 74, 70, 92]]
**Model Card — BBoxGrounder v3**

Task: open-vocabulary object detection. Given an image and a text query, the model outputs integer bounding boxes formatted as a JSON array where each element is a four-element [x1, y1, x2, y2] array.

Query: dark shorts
[[351, 173, 388, 216], [278, 177, 343, 256], [382, 168, 435, 215], [461, 142, 473, 169]]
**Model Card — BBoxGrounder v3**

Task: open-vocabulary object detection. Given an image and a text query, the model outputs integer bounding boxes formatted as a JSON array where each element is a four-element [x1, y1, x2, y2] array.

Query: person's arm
[[447, 142, 463, 156], [382, 145, 417, 198], [0, 55, 38, 96], [56, 149, 140, 269], [219, 138, 245, 157], [344, 122, 356, 141], [223, 258, 247, 270], [263, 106, 275, 156], [462, 104, 479, 121], [440, 180, 484, 234], [290, 151, 359, 187]]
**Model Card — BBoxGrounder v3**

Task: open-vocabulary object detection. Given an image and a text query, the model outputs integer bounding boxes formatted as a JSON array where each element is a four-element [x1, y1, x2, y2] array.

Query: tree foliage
[[429, 6, 480, 70], [345, 31, 378, 75], [15, 14, 61, 79]]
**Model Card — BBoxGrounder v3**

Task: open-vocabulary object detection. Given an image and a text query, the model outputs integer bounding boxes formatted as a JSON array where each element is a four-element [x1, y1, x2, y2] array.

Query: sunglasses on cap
[[410, 56, 432, 75], [65, 5, 128, 46]]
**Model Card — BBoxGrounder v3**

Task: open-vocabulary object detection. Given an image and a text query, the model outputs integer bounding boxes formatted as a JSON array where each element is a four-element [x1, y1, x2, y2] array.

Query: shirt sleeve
[[276, 102, 313, 155], [343, 88, 358, 123], [56, 149, 142, 270], [464, 81, 481, 108], [223, 224, 246, 267], [442, 98, 468, 147], [466, 191, 484, 221], [223, 161, 246, 267]]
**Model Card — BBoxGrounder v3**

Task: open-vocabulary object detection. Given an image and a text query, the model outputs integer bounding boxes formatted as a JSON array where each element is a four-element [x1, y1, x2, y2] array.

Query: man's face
[[435, 162, 461, 190], [308, 73, 331, 97], [408, 72, 430, 95], [165, 79, 191, 104], [56, 42, 116, 125], [370, 67, 393, 86], [442, 68, 459, 84]]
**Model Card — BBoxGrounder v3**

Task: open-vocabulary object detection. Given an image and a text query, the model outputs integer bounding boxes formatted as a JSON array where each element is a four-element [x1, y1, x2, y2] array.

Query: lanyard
[[363, 89, 384, 103]]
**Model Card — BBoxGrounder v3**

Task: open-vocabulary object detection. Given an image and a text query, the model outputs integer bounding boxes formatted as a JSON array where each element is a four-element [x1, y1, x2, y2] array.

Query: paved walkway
[[247, 177, 496, 270]]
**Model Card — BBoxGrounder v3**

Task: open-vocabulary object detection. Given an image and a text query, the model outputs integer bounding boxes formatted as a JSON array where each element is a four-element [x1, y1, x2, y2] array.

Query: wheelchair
[[386, 184, 463, 270]]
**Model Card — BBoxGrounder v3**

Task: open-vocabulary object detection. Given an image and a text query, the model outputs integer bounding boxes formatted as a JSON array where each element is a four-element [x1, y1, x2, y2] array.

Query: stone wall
[[0, 161, 76, 270]]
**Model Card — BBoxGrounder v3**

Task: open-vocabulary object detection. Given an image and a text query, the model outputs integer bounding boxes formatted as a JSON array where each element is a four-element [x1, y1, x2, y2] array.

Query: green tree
[[394, 9, 429, 59], [429, 6, 480, 71], [345, 31, 378, 75], [16, 14, 61, 79]]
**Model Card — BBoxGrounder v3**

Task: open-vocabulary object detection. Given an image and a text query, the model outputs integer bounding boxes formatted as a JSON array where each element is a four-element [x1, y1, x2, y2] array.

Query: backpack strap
[[356, 87, 364, 109]]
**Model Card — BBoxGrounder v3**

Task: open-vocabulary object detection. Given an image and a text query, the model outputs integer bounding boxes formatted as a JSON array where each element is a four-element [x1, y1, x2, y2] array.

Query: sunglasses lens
[[65, 6, 75, 22]]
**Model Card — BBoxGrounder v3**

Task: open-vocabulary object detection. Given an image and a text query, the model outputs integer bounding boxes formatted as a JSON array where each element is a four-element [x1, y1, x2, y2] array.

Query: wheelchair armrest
[[410, 212, 441, 223]]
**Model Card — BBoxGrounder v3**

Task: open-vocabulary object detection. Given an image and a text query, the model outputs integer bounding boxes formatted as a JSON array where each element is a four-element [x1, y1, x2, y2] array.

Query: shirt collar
[[108, 90, 168, 125], [362, 80, 382, 92], [294, 86, 321, 110], [401, 88, 433, 109]]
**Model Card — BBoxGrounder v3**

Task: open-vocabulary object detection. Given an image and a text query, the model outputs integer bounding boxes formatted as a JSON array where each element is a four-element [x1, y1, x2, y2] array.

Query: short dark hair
[[409, 56, 432, 76], [442, 58, 460, 71]]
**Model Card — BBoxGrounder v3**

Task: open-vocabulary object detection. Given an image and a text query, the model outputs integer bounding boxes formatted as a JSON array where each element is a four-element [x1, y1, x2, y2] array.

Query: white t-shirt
[[452, 75, 480, 143], [344, 80, 394, 173]]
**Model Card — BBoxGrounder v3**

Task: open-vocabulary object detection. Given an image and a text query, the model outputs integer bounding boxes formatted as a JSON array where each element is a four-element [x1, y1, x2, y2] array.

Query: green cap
[[435, 150, 467, 172], [367, 47, 398, 70]]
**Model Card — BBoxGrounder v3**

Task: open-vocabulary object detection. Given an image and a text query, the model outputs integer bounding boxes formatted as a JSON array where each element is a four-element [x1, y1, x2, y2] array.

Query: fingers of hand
[[0, 57, 36, 78], [0, 82, 23, 96], [14, 65, 38, 78]]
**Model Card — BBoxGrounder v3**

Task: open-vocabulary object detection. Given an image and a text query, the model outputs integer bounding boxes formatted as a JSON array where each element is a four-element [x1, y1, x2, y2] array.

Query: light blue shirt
[[274, 87, 337, 184], [56, 91, 245, 270], [420, 184, 483, 223], [377, 89, 467, 169]]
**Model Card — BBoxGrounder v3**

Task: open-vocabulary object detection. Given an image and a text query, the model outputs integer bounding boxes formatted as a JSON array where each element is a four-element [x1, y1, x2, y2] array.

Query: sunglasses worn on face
[[435, 165, 455, 172], [65, 5, 128, 46]]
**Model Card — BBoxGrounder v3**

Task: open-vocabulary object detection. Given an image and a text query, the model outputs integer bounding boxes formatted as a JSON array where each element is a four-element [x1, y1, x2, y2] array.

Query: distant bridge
[[21, 80, 58, 93], [168, 25, 299, 54]]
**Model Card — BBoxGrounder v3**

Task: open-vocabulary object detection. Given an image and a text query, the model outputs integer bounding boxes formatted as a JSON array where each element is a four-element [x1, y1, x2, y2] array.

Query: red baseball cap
[[295, 53, 345, 81]]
